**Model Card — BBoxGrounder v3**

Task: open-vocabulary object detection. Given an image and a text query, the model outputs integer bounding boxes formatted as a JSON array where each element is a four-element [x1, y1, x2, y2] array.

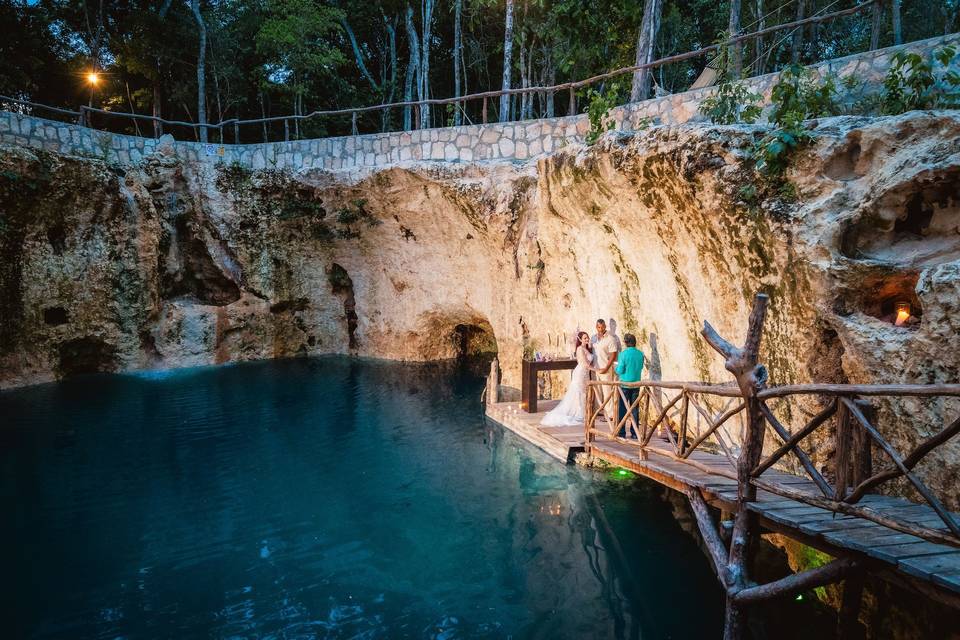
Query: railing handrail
[[3, 1, 881, 137], [586, 378, 960, 398], [584, 374, 960, 548]]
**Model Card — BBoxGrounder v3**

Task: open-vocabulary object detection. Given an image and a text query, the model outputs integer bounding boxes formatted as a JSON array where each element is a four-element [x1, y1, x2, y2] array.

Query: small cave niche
[[46, 224, 66, 255], [161, 217, 242, 306], [57, 337, 118, 377], [839, 271, 923, 329], [43, 306, 69, 326], [328, 263, 358, 350], [841, 171, 960, 266]]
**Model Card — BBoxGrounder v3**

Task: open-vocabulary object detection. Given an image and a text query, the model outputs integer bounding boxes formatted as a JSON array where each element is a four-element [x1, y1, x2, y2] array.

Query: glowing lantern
[[894, 301, 911, 326], [86, 72, 100, 86]]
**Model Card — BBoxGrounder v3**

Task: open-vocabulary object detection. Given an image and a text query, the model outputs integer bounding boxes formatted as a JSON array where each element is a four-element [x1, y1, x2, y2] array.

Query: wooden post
[[234, 121, 240, 144], [351, 111, 358, 136], [585, 385, 594, 454], [702, 292, 770, 640], [482, 97, 488, 124], [835, 398, 853, 501], [568, 87, 576, 116], [284, 118, 289, 142], [851, 399, 874, 487], [837, 569, 866, 639]]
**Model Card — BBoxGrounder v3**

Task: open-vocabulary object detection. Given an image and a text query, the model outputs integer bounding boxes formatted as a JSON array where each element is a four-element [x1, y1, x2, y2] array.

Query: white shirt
[[591, 333, 618, 370]]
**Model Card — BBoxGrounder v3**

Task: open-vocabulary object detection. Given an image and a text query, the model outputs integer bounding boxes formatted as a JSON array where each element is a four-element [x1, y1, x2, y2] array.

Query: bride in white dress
[[541, 332, 596, 427]]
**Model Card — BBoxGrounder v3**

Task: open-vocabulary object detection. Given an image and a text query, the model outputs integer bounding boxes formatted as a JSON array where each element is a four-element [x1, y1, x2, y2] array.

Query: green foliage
[[769, 64, 840, 124], [750, 65, 839, 177], [878, 46, 960, 115], [585, 82, 622, 145], [256, 0, 346, 99], [753, 113, 813, 176], [699, 81, 762, 125]]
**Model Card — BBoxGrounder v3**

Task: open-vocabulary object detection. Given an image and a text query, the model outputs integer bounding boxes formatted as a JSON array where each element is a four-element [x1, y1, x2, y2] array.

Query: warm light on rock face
[[895, 302, 911, 326]]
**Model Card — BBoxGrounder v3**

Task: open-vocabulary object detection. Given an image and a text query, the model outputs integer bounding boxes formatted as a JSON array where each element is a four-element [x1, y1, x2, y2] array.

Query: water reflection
[[2, 356, 723, 639]]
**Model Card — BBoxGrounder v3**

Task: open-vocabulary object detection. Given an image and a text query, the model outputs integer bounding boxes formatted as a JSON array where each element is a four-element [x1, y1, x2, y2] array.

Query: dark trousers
[[618, 386, 640, 439]]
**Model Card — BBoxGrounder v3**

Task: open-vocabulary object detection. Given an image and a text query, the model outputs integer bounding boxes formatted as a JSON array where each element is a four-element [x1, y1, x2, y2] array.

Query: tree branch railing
[[583, 292, 960, 638], [1, 1, 884, 144], [586, 376, 960, 547]]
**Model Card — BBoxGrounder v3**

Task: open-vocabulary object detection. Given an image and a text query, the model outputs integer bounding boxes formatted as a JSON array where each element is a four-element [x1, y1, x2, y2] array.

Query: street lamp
[[86, 72, 100, 86]]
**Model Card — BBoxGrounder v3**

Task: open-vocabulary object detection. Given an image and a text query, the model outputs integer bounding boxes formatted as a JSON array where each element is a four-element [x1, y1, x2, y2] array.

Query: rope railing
[[2, 1, 880, 144]]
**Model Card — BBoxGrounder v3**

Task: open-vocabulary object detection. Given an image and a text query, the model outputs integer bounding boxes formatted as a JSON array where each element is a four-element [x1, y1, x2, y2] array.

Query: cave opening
[[451, 321, 498, 375], [43, 306, 69, 326], [841, 171, 960, 265], [328, 263, 358, 350], [57, 337, 118, 378]]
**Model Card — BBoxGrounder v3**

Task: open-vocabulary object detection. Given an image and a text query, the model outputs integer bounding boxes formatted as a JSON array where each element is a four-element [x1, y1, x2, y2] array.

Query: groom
[[591, 319, 619, 422]]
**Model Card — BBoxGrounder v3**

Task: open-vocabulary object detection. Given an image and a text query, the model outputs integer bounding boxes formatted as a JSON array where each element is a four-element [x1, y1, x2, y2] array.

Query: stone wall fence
[[0, 32, 957, 171]]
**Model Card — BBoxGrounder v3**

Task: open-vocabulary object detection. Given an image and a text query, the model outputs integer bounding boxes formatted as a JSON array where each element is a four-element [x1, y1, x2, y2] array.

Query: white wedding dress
[[541, 345, 594, 427]]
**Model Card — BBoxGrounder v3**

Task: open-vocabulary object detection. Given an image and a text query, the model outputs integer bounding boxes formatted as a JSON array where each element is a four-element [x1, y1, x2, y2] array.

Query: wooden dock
[[484, 399, 960, 609], [484, 400, 585, 461]]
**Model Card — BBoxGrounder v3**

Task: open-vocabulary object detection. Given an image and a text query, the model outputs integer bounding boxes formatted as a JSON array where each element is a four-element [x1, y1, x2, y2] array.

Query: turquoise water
[[2, 357, 727, 639]]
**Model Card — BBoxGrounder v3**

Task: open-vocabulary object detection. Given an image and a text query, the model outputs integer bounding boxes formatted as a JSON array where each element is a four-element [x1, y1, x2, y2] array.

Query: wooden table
[[521, 358, 577, 413]]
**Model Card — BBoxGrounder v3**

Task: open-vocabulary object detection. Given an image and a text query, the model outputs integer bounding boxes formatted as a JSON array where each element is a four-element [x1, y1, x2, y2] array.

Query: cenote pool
[[0, 357, 732, 638]]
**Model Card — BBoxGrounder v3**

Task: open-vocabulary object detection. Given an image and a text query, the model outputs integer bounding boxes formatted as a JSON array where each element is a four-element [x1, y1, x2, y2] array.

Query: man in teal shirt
[[615, 333, 645, 439]]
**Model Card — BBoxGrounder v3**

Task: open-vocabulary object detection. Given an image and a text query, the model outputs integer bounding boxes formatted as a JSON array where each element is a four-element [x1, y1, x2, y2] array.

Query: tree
[[190, 0, 208, 142], [256, 0, 345, 138], [728, 0, 742, 79], [499, 0, 513, 122], [630, 0, 663, 102], [453, 0, 463, 125]]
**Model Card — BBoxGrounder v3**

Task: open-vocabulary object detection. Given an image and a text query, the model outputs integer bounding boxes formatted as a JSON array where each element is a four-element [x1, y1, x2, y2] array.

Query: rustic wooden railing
[[586, 379, 960, 547], [584, 293, 960, 638]]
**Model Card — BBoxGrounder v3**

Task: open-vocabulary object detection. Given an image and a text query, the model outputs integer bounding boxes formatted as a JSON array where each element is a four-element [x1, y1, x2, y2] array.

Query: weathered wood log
[[841, 397, 960, 538], [837, 568, 866, 639], [759, 383, 960, 399], [835, 400, 853, 501], [845, 413, 960, 504], [702, 293, 770, 640], [752, 399, 836, 477], [680, 401, 746, 460], [732, 557, 858, 605], [687, 488, 731, 587], [759, 402, 834, 497], [750, 476, 960, 547]]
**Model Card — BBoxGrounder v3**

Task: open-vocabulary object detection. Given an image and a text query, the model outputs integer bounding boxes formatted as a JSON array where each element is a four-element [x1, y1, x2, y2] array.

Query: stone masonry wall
[[1, 33, 957, 170]]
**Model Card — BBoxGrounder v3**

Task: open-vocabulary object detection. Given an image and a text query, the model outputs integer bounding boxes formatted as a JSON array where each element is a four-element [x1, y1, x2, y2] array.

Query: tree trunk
[[519, 42, 529, 120], [791, 0, 806, 65], [190, 0, 208, 143], [891, 0, 903, 45], [753, 0, 765, 75], [870, 0, 883, 50], [630, 0, 663, 102], [384, 15, 398, 131], [728, 0, 742, 79], [259, 93, 268, 142], [152, 78, 163, 137], [453, 0, 463, 126], [403, 5, 420, 130], [419, 0, 435, 130], [499, 0, 514, 122]]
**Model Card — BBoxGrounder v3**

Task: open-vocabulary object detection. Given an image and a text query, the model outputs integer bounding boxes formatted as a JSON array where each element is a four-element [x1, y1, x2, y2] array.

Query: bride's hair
[[577, 331, 592, 353]]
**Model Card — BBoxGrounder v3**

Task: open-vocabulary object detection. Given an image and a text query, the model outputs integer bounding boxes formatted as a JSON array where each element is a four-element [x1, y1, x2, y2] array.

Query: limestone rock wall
[[1, 111, 959, 506]]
